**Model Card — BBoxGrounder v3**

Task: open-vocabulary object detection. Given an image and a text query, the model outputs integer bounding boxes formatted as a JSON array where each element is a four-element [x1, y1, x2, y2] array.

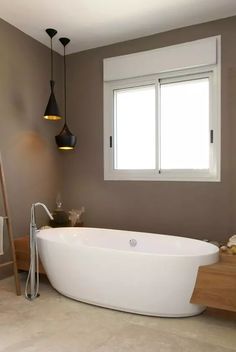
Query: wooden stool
[[191, 253, 236, 312], [14, 236, 46, 274]]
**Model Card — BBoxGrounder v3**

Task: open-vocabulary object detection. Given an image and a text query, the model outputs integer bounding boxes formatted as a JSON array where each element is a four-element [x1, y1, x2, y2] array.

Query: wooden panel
[[14, 236, 46, 275], [191, 257, 236, 312], [220, 252, 236, 264]]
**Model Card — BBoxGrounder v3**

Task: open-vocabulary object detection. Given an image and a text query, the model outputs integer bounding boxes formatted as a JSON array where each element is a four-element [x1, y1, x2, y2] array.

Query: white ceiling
[[1, 0, 236, 55]]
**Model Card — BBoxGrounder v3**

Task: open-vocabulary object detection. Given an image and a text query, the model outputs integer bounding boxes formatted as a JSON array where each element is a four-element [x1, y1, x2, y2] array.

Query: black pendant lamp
[[55, 38, 77, 150], [44, 28, 61, 120]]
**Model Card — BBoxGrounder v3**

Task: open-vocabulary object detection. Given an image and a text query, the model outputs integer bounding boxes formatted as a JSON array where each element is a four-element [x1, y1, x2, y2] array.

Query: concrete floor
[[0, 275, 236, 352]]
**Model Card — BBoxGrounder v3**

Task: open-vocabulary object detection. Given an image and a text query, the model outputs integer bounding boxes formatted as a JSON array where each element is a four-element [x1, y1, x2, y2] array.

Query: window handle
[[109, 136, 112, 148], [210, 130, 214, 143]]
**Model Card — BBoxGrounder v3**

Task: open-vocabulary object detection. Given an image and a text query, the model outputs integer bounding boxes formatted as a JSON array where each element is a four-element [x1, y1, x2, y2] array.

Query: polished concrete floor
[[0, 275, 236, 352]]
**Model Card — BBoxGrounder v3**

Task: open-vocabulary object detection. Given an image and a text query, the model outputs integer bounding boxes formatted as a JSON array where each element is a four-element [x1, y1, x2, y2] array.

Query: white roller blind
[[103, 36, 219, 81]]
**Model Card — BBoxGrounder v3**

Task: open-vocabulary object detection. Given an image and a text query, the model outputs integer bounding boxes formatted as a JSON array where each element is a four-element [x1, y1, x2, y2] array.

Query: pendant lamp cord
[[64, 45, 67, 123], [51, 37, 54, 82]]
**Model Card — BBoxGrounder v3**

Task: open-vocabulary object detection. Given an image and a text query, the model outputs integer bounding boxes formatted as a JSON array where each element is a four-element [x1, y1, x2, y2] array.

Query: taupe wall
[[1, 14, 236, 279], [0, 19, 63, 276], [60, 16, 236, 242]]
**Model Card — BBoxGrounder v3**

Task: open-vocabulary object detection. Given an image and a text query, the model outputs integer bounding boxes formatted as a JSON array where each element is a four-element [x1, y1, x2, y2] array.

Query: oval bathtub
[[37, 227, 219, 317]]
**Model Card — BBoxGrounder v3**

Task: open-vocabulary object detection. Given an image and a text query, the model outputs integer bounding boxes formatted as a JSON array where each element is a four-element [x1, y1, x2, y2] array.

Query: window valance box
[[103, 36, 219, 82]]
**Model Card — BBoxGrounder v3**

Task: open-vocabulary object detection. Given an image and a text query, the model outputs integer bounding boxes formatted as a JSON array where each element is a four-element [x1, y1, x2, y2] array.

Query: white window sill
[[104, 170, 220, 182]]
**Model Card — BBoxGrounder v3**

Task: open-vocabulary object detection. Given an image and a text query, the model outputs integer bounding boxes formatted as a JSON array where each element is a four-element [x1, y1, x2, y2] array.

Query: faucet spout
[[33, 202, 54, 221]]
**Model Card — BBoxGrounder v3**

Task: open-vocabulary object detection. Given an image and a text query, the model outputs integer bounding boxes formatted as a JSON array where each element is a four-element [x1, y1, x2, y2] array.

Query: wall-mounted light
[[43, 28, 61, 120], [55, 37, 77, 150]]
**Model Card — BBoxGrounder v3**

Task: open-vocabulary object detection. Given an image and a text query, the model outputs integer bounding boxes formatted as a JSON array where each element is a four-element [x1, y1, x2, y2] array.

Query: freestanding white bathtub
[[37, 227, 219, 317]]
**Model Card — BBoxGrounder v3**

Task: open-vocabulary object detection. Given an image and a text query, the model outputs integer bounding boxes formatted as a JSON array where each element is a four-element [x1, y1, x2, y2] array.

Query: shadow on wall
[[5, 129, 58, 196], [1, 130, 60, 236], [11, 130, 47, 151]]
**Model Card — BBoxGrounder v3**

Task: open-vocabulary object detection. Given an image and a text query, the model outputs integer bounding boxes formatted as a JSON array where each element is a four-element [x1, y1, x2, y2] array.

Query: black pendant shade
[[44, 80, 61, 120], [55, 123, 76, 150], [55, 37, 77, 150], [44, 28, 62, 120]]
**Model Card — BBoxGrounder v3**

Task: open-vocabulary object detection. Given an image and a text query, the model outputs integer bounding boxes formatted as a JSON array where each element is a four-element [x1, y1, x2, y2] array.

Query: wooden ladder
[[0, 156, 21, 295]]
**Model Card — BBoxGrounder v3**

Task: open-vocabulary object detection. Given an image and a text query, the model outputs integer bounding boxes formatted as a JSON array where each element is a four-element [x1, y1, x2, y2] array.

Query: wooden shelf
[[191, 254, 236, 312], [14, 236, 46, 274]]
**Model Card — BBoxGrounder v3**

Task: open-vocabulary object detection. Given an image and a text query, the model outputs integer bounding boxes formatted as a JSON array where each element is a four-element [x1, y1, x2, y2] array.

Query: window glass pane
[[114, 85, 155, 170], [160, 77, 209, 170]]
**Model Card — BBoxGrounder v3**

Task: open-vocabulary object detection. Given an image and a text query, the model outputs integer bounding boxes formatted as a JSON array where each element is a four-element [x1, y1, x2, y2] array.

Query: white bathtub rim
[[37, 227, 219, 258], [38, 240, 218, 260]]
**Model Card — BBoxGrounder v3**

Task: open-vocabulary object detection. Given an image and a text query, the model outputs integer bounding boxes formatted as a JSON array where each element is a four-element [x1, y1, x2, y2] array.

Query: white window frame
[[104, 42, 221, 182]]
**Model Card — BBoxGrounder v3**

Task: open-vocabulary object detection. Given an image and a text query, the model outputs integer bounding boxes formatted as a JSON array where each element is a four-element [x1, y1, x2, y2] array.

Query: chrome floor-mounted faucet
[[25, 203, 53, 300]]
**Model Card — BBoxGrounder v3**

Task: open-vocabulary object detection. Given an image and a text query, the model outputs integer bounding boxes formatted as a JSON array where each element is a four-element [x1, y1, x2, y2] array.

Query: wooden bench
[[14, 236, 46, 274], [191, 253, 236, 312]]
